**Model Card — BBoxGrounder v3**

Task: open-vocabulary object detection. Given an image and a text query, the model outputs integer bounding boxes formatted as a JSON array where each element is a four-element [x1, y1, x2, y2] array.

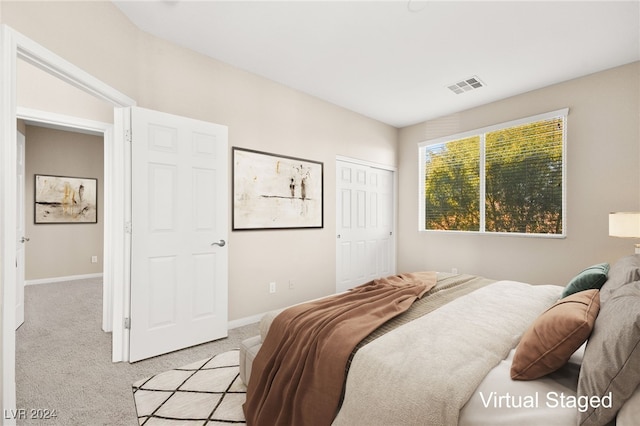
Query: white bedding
[[460, 345, 583, 425], [244, 278, 586, 425], [332, 281, 564, 426]]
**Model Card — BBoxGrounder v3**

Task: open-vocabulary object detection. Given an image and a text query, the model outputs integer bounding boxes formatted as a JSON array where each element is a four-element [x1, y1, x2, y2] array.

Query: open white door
[[15, 130, 25, 329], [336, 160, 395, 293], [129, 107, 228, 362]]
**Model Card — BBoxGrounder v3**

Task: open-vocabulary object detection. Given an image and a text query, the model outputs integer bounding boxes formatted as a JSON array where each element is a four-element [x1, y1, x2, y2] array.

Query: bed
[[239, 255, 640, 426]]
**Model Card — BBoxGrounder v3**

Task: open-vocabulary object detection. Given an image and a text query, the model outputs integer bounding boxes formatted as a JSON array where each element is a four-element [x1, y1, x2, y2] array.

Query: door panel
[[336, 160, 395, 293], [129, 107, 228, 362], [16, 131, 25, 329]]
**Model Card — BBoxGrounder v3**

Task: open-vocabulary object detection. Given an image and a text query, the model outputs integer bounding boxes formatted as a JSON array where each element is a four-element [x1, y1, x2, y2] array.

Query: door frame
[[15, 130, 25, 329], [17, 107, 113, 331], [335, 155, 398, 290], [1, 25, 135, 420]]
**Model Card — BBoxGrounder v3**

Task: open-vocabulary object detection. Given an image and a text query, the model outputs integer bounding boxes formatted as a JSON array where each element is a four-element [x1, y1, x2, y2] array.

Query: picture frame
[[34, 174, 98, 224], [232, 147, 324, 230]]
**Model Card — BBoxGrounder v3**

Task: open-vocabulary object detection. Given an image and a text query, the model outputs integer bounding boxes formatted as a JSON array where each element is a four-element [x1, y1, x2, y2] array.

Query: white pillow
[[617, 384, 640, 426]]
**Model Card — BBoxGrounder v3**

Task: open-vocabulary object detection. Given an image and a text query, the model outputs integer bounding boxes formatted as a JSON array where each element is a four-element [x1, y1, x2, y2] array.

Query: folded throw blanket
[[243, 271, 437, 426]]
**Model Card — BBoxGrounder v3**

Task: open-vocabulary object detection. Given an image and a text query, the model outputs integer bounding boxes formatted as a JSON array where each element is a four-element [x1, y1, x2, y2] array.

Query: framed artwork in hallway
[[34, 174, 98, 224]]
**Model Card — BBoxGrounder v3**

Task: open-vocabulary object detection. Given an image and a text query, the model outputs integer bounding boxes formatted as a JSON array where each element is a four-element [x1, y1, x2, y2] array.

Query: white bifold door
[[336, 160, 395, 293], [129, 107, 228, 362]]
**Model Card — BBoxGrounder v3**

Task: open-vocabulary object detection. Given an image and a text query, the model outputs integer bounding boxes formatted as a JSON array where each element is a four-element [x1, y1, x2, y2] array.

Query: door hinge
[[125, 128, 132, 144], [125, 222, 132, 234], [124, 317, 131, 329]]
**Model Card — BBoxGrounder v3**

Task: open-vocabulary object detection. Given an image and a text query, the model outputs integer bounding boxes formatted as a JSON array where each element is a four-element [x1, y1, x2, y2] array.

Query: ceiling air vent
[[447, 76, 485, 94]]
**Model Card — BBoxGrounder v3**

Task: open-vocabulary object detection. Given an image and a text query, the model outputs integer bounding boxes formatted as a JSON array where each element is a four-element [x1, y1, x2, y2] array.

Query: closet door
[[336, 160, 395, 293]]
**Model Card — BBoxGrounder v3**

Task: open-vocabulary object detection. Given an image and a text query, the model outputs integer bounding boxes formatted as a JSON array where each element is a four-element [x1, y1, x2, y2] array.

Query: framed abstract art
[[232, 147, 323, 230], [34, 174, 98, 224]]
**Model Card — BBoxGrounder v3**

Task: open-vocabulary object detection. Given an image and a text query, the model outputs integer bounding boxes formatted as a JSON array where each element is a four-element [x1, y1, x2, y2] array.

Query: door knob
[[20, 237, 30, 243], [211, 240, 226, 247]]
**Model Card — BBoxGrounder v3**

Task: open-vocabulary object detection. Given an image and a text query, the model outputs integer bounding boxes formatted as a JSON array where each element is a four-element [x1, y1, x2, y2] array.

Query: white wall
[[398, 62, 640, 285], [1, 1, 398, 321]]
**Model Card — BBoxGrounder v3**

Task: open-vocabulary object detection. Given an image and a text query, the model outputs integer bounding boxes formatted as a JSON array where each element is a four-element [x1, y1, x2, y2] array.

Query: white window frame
[[418, 108, 568, 238]]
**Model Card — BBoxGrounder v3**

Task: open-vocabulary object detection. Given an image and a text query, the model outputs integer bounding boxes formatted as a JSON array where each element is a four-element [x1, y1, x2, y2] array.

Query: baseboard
[[228, 313, 263, 330], [25, 273, 104, 286]]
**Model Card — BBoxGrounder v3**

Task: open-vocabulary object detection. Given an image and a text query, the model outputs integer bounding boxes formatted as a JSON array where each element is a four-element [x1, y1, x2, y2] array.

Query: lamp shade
[[609, 212, 640, 238]]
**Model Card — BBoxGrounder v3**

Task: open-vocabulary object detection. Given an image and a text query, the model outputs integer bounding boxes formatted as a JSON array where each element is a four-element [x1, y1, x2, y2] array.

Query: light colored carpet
[[132, 349, 246, 425], [16, 278, 259, 425]]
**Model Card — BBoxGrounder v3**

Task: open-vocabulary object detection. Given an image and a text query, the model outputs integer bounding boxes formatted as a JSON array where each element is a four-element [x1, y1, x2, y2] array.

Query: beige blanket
[[332, 281, 562, 426], [243, 272, 437, 426]]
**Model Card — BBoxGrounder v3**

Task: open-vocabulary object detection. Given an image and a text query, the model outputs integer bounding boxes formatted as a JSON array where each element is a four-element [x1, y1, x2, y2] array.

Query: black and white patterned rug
[[132, 349, 247, 425]]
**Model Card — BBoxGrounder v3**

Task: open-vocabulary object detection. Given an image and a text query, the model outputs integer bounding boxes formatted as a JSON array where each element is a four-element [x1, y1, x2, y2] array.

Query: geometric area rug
[[132, 349, 247, 425]]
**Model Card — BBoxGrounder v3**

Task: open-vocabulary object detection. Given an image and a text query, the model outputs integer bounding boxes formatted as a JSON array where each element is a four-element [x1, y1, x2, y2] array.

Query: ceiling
[[112, 1, 640, 128]]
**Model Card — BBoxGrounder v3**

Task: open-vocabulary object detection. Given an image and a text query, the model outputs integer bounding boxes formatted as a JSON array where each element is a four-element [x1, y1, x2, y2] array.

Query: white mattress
[[459, 345, 584, 425]]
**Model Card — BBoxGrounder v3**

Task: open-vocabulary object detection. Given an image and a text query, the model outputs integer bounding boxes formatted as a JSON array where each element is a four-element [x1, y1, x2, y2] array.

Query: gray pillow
[[599, 255, 640, 305], [577, 281, 640, 426], [561, 263, 609, 298]]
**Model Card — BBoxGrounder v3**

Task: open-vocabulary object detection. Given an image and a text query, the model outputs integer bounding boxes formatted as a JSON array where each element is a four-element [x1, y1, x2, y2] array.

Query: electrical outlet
[[451, 267, 458, 274], [289, 280, 295, 289], [269, 282, 276, 293], [91, 256, 98, 264]]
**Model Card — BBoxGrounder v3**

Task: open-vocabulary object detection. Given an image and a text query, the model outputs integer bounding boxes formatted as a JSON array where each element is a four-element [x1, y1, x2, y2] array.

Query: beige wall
[[17, 59, 114, 123], [398, 62, 640, 285], [134, 30, 398, 318], [5, 1, 636, 317], [2, 1, 140, 102], [1, 5, 638, 413], [24, 125, 104, 280], [1, 1, 398, 320]]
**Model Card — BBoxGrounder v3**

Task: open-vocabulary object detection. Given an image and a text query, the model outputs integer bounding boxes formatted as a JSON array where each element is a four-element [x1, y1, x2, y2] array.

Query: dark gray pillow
[[599, 255, 640, 305], [561, 263, 609, 298], [577, 281, 640, 426]]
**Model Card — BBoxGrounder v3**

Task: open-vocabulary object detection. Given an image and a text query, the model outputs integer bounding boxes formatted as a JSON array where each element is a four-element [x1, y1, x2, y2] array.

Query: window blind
[[424, 136, 480, 231], [485, 117, 564, 234], [419, 109, 567, 237]]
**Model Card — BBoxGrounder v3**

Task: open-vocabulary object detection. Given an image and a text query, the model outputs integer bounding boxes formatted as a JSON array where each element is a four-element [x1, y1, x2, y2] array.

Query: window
[[419, 109, 567, 237]]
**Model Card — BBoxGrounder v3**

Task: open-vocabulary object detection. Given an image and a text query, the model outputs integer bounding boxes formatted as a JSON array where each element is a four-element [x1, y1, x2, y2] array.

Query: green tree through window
[[424, 136, 480, 231], [421, 110, 566, 236]]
